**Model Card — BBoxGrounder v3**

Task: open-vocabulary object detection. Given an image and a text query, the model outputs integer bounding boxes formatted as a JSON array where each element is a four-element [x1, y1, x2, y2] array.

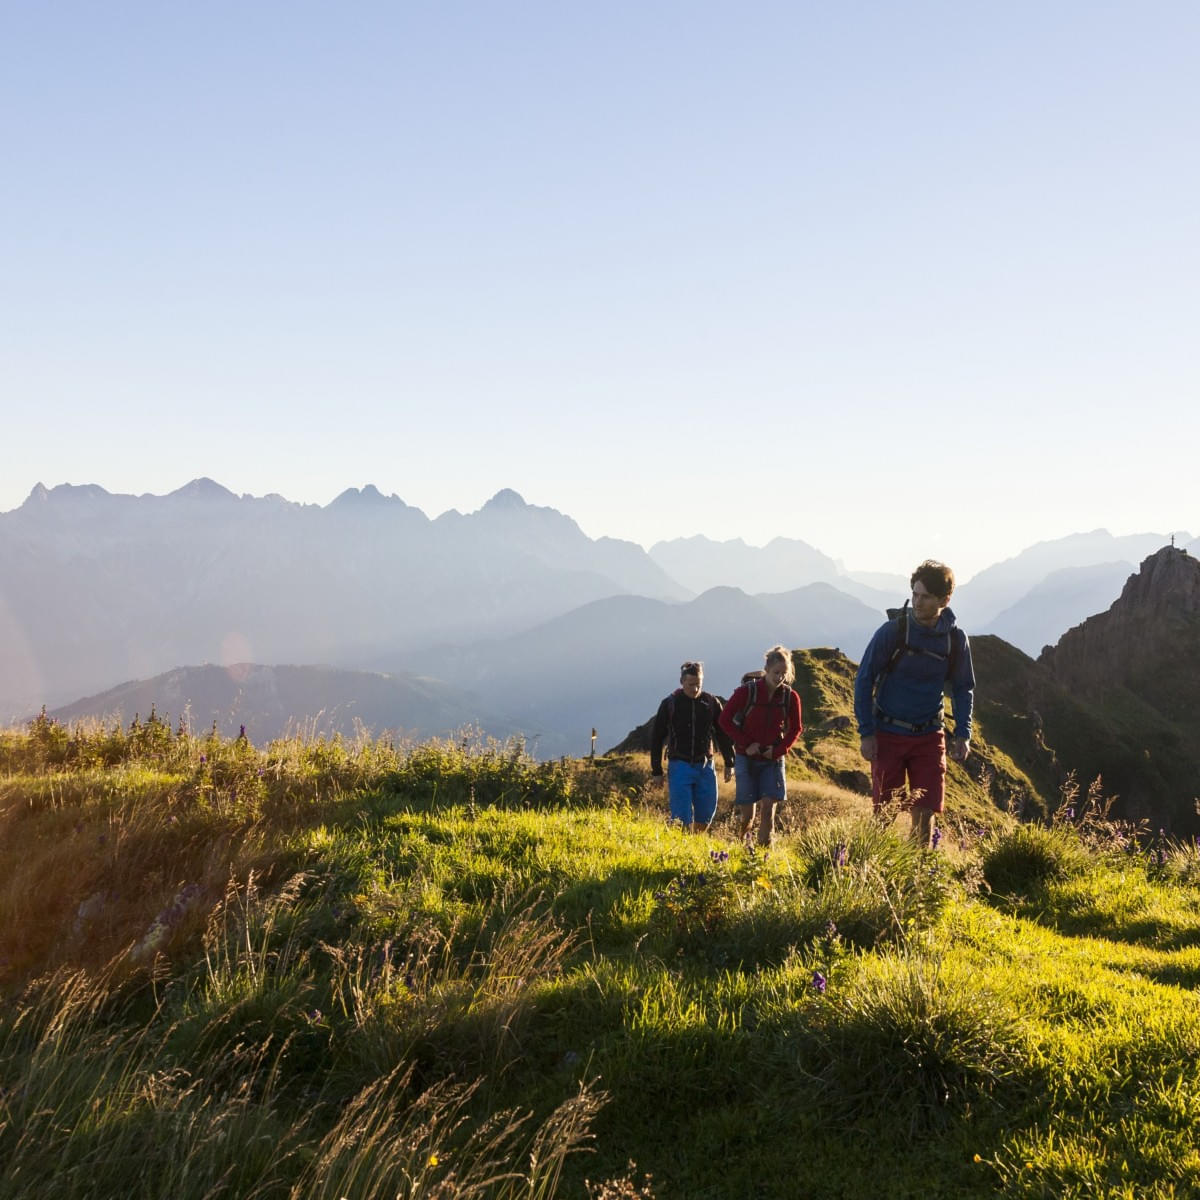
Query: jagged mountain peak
[[475, 490, 582, 534], [1112, 544, 1200, 614], [21, 482, 113, 507], [1039, 544, 1200, 694], [167, 478, 238, 501], [327, 484, 407, 508], [481, 488, 529, 511]]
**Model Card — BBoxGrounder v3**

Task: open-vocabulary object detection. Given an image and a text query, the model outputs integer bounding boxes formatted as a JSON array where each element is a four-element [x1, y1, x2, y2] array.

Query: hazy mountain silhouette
[[47, 663, 521, 745], [0, 480, 688, 720], [647, 534, 897, 610], [953, 530, 1186, 628], [980, 561, 1137, 656], [400, 583, 882, 758]]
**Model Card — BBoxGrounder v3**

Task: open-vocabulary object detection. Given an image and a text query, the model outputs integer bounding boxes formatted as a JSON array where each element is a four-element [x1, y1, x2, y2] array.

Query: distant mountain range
[[0, 479, 685, 718], [400, 581, 884, 757], [646, 534, 900, 610], [2, 480, 1192, 763], [48, 663, 521, 745]]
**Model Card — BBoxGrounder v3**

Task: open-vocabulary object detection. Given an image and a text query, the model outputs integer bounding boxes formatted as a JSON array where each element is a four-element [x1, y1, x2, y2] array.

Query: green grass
[[5, 718, 1200, 1197]]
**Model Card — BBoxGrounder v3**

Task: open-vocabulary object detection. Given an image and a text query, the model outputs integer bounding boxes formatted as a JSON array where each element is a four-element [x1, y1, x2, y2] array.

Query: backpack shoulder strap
[[948, 626, 963, 679], [731, 678, 758, 728], [884, 603, 910, 675]]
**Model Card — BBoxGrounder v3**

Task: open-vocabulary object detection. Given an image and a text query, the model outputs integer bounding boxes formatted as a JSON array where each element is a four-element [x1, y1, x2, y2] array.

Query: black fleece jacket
[[649, 690, 735, 776]]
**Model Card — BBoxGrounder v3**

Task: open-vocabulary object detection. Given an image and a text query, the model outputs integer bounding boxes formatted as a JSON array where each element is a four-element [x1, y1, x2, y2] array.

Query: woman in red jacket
[[719, 645, 802, 847]]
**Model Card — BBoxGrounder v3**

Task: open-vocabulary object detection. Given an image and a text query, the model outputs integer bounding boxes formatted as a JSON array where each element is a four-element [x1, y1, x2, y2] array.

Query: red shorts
[[871, 729, 946, 813]]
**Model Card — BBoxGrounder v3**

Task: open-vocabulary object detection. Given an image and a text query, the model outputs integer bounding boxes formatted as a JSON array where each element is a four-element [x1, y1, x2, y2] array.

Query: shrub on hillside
[[649, 821, 953, 970], [789, 817, 954, 941], [981, 824, 1090, 896], [801, 953, 1031, 1128], [385, 738, 575, 811]]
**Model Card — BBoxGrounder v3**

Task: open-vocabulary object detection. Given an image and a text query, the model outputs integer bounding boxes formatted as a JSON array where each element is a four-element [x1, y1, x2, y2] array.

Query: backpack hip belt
[[873, 705, 944, 735]]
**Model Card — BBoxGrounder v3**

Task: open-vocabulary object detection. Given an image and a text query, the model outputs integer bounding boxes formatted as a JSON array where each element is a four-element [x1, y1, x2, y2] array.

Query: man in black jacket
[[650, 661, 735, 833]]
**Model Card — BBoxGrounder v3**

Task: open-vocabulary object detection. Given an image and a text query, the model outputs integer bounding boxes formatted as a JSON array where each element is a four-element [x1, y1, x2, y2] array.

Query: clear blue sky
[[3, 1, 1197, 581]]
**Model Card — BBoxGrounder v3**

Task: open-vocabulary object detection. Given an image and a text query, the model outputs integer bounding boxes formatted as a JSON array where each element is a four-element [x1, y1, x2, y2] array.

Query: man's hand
[[746, 742, 762, 758], [859, 735, 877, 763], [949, 737, 970, 763], [723, 763, 733, 783]]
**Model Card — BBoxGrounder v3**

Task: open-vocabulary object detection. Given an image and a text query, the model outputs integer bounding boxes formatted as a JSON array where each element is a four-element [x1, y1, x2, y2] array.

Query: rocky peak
[[328, 484, 406, 508], [1039, 544, 1200, 698], [480, 488, 528, 512], [1111, 544, 1200, 617], [167, 478, 237, 502]]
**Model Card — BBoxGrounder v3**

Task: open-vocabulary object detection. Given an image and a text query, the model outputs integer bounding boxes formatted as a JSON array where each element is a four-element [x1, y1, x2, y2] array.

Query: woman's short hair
[[763, 645, 795, 685], [910, 559, 955, 600]]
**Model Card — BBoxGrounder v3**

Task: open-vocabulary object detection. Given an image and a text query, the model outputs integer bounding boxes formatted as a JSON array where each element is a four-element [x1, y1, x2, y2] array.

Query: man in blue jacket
[[853, 560, 975, 847]]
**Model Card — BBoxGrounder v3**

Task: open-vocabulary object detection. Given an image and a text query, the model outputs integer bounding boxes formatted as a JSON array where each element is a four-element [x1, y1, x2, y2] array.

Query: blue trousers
[[667, 758, 718, 826]]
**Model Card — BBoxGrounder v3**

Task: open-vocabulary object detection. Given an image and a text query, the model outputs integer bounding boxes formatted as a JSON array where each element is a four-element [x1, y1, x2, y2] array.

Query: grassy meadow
[[4, 711, 1200, 1198]]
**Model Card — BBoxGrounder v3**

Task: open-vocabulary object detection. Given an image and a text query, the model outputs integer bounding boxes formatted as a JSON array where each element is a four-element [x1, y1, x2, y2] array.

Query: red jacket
[[718, 680, 802, 759]]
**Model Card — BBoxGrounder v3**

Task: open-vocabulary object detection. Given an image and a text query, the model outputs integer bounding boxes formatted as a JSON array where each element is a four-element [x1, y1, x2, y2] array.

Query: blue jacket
[[853, 607, 975, 740]]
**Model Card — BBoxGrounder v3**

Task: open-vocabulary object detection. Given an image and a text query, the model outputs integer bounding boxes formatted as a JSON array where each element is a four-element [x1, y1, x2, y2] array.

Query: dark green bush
[[981, 824, 1089, 896]]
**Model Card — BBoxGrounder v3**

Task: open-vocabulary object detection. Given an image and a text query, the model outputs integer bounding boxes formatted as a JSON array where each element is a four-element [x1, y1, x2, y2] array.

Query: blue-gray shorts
[[733, 754, 786, 806]]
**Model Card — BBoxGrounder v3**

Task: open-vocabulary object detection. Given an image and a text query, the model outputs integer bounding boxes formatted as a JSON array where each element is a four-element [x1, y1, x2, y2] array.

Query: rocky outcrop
[[1039, 546, 1200, 712]]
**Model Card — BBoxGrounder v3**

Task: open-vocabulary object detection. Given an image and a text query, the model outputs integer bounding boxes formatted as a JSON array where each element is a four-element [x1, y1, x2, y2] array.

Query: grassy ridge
[[4, 716, 1200, 1197]]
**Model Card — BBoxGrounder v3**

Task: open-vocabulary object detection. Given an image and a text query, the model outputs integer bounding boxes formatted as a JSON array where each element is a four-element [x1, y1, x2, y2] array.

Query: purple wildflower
[[811, 969, 827, 995], [931, 828, 942, 850], [835, 842, 848, 868]]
